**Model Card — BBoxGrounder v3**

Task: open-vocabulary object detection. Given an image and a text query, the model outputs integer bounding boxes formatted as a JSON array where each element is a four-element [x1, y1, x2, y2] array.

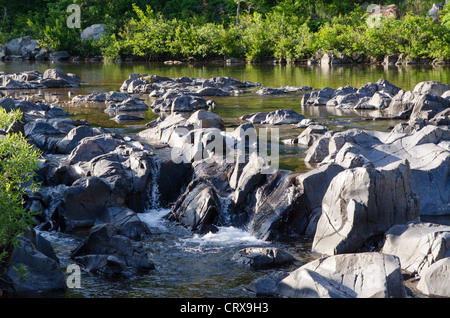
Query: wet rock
[[232, 247, 296, 269], [51, 177, 112, 232], [382, 222, 450, 275], [275, 252, 406, 298], [312, 160, 420, 255], [171, 178, 222, 233], [151, 91, 215, 113], [248, 171, 306, 241], [255, 87, 285, 95], [111, 114, 145, 123], [0, 230, 66, 296], [95, 206, 151, 241], [49, 51, 71, 62], [71, 223, 155, 278], [42, 68, 80, 87]]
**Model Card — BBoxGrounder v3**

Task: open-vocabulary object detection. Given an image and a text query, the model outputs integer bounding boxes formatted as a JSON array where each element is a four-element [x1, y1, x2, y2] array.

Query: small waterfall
[[218, 193, 233, 226], [145, 158, 162, 211]]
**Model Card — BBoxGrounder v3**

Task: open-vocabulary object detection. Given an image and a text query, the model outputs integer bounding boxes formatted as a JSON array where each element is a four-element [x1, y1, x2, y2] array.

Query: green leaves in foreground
[[0, 109, 41, 263]]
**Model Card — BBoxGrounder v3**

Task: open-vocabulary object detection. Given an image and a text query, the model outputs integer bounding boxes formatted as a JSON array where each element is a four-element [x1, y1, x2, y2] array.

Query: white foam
[[138, 208, 171, 229], [180, 226, 268, 248]]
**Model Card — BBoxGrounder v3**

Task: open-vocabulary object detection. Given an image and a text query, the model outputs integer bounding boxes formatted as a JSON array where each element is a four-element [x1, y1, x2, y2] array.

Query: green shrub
[[0, 109, 41, 263]]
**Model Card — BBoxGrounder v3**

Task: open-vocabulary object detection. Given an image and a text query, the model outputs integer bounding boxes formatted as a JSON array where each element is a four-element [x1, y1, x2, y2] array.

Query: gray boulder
[[301, 87, 335, 106], [5, 36, 39, 57], [275, 252, 406, 298], [416, 258, 450, 297], [312, 160, 420, 255], [81, 24, 107, 42], [382, 222, 450, 275], [414, 81, 450, 97]]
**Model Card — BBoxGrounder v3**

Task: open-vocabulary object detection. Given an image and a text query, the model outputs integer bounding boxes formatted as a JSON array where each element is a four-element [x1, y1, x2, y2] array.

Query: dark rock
[[232, 247, 296, 269], [71, 224, 155, 278]]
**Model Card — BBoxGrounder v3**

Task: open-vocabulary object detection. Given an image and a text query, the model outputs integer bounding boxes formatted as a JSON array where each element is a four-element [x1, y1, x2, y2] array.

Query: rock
[[428, 3, 444, 22], [55, 125, 100, 154], [320, 53, 352, 65], [95, 206, 151, 241], [157, 159, 194, 207], [81, 24, 107, 42], [232, 153, 268, 206], [245, 271, 289, 296], [305, 126, 450, 215], [387, 90, 422, 119], [367, 4, 400, 19], [382, 222, 450, 275], [255, 87, 285, 95], [186, 110, 225, 130], [413, 81, 450, 96], [312, 160, 420, 255], [151, 91, 214, 113], [295, 124, 329, 146], [296, 163, 345, 237], [49, 51, 71, 61], [248, 171, 306, 241], [232, 247, 296, 269], [241, 109, 305, 125], [71, 223, 155, 278], [416, 258, 450, 297], [5, 36, 39, 57], [171, 178, 222, 233], [67, 133, 125, 165], [409, 94, 450, 120], [301, 87, 335, 106], [275, 252, 406, 298], [365, 91, 392, 109], [383, 54, 398, 65], [105, 97, 149, 114], [51, 177, 112, 232], [0, 230, 66, 295], [111, 114, 145, 123], [42, 68, 81, 87]]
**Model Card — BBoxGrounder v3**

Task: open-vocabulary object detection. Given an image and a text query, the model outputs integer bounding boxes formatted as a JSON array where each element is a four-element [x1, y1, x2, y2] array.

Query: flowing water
[[3, 60, 450, 298]]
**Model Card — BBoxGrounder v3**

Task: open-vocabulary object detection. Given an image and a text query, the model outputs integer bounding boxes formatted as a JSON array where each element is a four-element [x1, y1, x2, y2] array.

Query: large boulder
[[413, 81, 450, 97], [275, 252, 406, 298], [81, 24, 107, 42], [305, 126, 450, 216], [51, 177, 112, 232], [5, 36, 39, 57], [382, 222, 450, 275], [312, 160, 420, 255], [171, 178, 222, 233], [0, 231, 66, 295]]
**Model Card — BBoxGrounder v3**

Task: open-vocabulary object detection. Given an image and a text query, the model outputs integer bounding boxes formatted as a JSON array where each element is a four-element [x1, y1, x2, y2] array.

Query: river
[[2, 60, 449, 298]]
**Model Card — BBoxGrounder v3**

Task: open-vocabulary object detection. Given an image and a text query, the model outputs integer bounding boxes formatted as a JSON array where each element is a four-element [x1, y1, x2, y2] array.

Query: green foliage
[[0, 109, 41, 264], [1, 0, 449, 60]]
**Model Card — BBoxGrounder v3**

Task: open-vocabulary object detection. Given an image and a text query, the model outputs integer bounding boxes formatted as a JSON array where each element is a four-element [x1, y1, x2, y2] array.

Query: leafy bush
[[0, 109, 40, 263]]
